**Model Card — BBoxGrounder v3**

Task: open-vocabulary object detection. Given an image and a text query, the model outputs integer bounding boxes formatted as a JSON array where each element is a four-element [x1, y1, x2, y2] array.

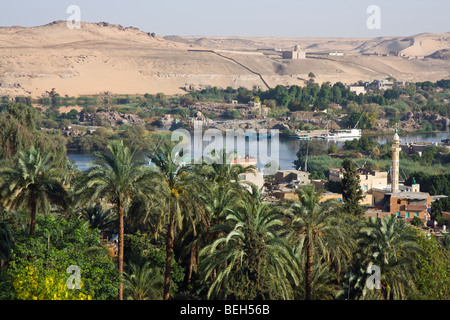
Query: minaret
[[390, 127, 401, 193]]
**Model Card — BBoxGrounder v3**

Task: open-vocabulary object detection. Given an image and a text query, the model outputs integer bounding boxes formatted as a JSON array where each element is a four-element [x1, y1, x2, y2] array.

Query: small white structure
[[349, 86, 366, 95], [231, 158, 265, 192]]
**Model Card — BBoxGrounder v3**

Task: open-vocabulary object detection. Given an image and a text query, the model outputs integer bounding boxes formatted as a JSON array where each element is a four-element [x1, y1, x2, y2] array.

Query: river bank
[[68, 131, 450, 172]]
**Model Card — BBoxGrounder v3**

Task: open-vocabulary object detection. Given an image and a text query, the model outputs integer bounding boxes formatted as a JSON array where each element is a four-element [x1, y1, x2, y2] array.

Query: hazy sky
[[0, 0, 449, 38]]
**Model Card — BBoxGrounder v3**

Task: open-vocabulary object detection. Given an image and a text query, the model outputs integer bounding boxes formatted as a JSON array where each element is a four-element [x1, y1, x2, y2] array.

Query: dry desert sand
[[0, 21, 449, 97]]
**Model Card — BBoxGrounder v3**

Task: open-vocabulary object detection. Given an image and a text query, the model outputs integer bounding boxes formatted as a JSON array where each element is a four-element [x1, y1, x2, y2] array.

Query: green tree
[[147, 144, 204, 300], [0, 103, 68, 164], [411, 216, 424, 227], [341, 158, 364, 216], [328, 144, 338, 154], [75, 140, 154, 300], [412, 232, 449, 299], [177, 180, 240, 286], [342, 216, 422, 300], [199, 150, 257, 187], [174, 152, 254, 288], [286, 185, 355, 300], [200, 185, 299, 299], [0, 147, 69, 236], [123, 262, 164, 300], [80, 204, 116, 234], [7, 215, 118, 300]]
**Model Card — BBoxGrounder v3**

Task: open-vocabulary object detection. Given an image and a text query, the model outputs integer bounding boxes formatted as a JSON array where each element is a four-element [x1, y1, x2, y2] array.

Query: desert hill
[[0, 21, 449, 97], [352, 32, 450, 58]]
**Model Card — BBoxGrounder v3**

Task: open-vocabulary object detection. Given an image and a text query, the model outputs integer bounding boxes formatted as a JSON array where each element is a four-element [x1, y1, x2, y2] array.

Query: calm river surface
[[67, 131, 450, 172]]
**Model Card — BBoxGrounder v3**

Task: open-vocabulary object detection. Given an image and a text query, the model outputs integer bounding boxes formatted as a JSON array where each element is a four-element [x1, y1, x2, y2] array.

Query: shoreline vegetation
[[1, 77, 447, 154], [0, 79, 449, 301]]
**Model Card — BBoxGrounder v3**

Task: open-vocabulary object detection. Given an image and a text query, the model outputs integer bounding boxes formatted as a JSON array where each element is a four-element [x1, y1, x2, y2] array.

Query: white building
[[349, 86, 366, 95]]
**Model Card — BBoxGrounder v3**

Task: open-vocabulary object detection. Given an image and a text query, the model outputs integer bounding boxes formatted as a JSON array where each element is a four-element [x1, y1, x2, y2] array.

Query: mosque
[[369, 128, 434, 225]]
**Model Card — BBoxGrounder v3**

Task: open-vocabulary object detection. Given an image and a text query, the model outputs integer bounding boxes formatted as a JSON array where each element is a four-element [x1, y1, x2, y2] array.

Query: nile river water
[[67, 132, 450, 172]]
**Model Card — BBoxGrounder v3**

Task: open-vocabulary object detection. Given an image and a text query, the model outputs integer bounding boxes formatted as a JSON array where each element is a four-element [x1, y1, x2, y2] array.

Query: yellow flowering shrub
[[13, 265, 92, 300]]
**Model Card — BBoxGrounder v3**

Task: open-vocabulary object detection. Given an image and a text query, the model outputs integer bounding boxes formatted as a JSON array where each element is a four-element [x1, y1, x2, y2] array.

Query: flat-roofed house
[[387, 191, 431, 223]]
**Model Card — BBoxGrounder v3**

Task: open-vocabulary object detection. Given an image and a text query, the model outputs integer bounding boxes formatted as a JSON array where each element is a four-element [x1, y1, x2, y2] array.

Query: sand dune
[[0, 21, 449, 97], [352, 32, 450, 58]]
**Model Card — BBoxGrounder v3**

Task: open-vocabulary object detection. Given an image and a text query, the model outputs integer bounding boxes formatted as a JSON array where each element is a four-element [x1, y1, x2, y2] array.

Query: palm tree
[[199, 150, 257, 187], [80, 204, 116, 234], [75, 140, 155, 300], [126, 195, 160, 235], [200, 184, 299, 299], [176, 150, 258, 288], [286, 184, 355, 300], [176, 179, 241, 286], [355, 215, 422, 300], [0, 146, 69, 236], [62, 159, 80, 190], [147, 144, 204, 300], [123, 262, 164, 300], [293, 254, 340, 300]]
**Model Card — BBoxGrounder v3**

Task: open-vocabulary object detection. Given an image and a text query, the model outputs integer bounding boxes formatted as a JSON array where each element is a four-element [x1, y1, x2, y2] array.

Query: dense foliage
[[0, 78, 449, 300], [0, 139, 447, 301]]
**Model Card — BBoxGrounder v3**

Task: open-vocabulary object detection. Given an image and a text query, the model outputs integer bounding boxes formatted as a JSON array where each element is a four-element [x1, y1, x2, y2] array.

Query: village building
[[282, 44, 306, 60], [349, 86, 366, 95], [329, 167, 388, 193], [231, 158, 265, 192], [274, 170, 310, 185], [362, 129, 446, 226]]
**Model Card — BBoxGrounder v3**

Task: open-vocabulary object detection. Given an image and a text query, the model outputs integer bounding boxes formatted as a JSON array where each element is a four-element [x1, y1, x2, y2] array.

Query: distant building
[[329, 167, 388, 193], [387, 191, 431, 223], [239, 172, 265, 192], [273, 188, 298, 201], [311, 179, 327, 191], [319, 192, 342, 203], [274, 170, 310, 185], [364, 129, 443, 226], [329, 51, 344, 56], [248, 101, 261, 108], [231, 158, 265, 192], [349, 86, 366, 95], [282, 44, 306, 59], [377, 79, 394, 90]]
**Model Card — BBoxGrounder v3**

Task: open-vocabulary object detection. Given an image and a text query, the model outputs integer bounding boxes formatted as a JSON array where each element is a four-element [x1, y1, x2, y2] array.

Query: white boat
[[321, 128, 361, 140], [291, 134, 312, 140]]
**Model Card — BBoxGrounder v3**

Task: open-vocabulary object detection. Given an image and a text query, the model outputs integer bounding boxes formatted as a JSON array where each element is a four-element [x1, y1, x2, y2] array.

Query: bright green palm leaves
[[0, 146, 69, 236], [76, 140, 155, 300], [356, 216, 422, 300], [200, 185, 299, 299], [286, 185, 354, 300], [123, 262, 164, 300], [148, 144, 205, 300]]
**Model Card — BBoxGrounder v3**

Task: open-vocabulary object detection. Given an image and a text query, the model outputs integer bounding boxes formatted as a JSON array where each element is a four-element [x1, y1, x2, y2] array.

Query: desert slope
[[352, 32, 450, 58], [0, 21, 449, 97]]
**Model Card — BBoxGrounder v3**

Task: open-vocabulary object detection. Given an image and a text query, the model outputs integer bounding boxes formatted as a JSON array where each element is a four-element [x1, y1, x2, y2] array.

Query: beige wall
[[239, 172, 265, 191]]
